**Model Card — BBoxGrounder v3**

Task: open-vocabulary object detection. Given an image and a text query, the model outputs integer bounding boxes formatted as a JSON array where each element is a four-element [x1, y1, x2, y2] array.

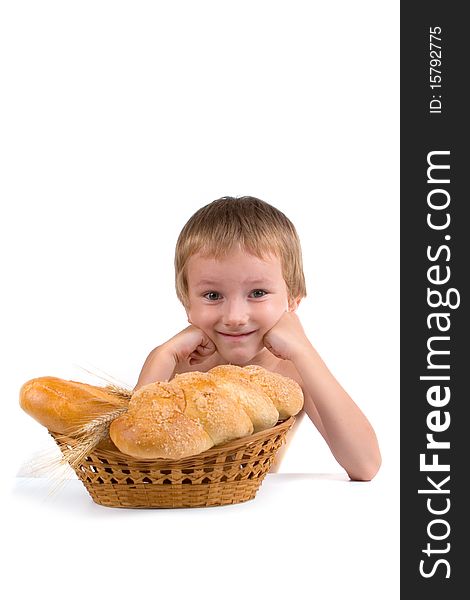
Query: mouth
[[217, 330, 257, 341]]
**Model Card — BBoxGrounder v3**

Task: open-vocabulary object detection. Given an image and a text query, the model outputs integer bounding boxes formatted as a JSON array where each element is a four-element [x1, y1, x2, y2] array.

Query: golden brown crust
[[110, 410, 213, 460], [127, 380, 186, 417], [109, 380, 213, 459], [19, 376, 125, 434], [208, 364, 252, 383], [209, 365, 279, 432], [173, 372, 254, 444], [243, 365, 304, 419]]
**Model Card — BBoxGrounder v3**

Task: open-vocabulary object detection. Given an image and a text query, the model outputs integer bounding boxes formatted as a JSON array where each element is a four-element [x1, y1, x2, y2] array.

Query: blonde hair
[[175, 196, 306, 306]]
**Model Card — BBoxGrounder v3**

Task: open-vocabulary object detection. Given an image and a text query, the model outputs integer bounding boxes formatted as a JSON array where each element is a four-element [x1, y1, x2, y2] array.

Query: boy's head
[[174, 196, 307, 365], [175, 196, 306, 308]]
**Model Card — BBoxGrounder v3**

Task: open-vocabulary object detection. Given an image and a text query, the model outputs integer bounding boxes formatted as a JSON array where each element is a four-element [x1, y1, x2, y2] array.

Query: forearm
[[293, 343, 382, 481], [134, 346, 176, 391]]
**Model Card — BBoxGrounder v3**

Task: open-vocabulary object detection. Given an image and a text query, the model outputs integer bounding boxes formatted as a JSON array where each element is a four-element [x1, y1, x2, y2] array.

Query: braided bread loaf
[[109, 365, 304, 459]]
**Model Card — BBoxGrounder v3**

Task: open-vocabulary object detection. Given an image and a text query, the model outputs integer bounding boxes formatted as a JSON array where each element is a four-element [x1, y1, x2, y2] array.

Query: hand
[[263, 311, 310, 362], [163, 325, 217, 367]]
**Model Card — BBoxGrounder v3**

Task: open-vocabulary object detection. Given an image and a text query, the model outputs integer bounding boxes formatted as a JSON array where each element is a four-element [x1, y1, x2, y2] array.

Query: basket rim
[[49, 415, 296, 465]]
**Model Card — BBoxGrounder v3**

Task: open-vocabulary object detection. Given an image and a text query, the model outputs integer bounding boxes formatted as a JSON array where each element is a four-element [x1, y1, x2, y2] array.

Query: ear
[[288, 296, 302, 312]]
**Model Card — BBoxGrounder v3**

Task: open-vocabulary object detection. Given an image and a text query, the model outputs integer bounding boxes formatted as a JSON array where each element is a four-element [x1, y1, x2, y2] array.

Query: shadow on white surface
[[10, 472, 351, 516]]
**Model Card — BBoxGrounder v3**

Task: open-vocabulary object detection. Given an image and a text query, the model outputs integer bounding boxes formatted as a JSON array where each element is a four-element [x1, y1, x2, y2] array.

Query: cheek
[[255, 300, 288, 328], [186, 304, 214, 327]]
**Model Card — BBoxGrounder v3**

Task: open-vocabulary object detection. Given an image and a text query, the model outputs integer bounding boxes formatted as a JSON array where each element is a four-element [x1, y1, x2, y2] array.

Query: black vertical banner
[[401, 2, 468, 597]]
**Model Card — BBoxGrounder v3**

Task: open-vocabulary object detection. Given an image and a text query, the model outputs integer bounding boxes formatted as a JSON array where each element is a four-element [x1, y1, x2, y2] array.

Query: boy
[[135, 196, 381, 481]]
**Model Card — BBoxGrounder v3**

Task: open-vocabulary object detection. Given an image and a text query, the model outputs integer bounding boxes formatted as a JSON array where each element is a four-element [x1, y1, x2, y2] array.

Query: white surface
[[1, 2, 399, 598], [5, 472, 398, 600]]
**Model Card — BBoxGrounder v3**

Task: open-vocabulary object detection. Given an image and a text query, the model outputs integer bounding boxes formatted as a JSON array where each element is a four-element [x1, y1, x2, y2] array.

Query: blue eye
[[250, 290, 267, 298], [204, 292, 221, 301]]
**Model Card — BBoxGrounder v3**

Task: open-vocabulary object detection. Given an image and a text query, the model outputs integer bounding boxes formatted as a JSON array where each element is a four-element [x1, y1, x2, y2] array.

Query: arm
[[264, 312, 382, 481], [134, 346, 176, 391], [134, 325, 217, 392], [293, 345, 381, 481]]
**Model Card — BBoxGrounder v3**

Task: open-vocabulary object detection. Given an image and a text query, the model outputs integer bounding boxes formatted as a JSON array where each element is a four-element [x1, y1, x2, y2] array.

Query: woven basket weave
[[49, 416, 295, 509]]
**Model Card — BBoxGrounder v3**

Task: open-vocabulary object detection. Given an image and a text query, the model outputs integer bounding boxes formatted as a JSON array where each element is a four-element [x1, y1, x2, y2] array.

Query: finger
[[200, 334, 217, 352], [189, 352, 206, 365], [197, 343, 216, 356]]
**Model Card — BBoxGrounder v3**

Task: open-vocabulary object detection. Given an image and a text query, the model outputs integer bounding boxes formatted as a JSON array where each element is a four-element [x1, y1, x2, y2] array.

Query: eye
[[203, 291, 222, 301], [250, 289, 267, 298]]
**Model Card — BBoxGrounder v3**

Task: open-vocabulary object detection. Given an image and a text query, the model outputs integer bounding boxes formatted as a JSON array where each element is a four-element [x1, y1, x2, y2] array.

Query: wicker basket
[[49, 416, 295, 509]]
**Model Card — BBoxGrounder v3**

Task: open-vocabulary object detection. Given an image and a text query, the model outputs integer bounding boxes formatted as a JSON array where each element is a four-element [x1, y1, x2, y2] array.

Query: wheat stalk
[[54, 406, 129, 470], [72, 363, 133, 390], [22, 401, 131, 497], [102, 383, 133, 400]]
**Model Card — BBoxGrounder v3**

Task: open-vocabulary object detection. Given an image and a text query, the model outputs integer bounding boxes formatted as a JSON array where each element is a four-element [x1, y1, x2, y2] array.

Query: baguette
[[19, 376, 127, 435]]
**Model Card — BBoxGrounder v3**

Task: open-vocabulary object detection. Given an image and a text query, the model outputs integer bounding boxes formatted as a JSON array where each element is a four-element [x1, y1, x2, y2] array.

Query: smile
[[217, 330, 257, 341]]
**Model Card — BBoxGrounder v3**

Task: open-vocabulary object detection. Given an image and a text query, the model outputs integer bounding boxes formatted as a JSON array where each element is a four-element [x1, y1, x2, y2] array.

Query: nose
[[222, 298, 249, 329]]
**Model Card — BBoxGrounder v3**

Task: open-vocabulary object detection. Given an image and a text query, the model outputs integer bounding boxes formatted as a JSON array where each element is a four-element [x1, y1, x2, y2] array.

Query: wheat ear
[[53, 406, 129, 470]]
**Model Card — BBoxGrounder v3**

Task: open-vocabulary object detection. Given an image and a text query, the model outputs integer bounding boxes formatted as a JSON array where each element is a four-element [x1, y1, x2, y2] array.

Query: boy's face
[[185, 246, 297, 366]]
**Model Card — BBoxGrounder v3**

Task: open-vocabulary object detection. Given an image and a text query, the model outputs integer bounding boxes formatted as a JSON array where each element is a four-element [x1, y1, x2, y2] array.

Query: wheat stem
[[54, 406, 128, 469]]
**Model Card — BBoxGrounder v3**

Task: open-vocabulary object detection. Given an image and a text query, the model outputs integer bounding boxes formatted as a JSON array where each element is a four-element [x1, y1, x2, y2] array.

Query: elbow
[[133, 380, 143, 393], [348, 452, 382, 482], [133, 379, 152, 393]]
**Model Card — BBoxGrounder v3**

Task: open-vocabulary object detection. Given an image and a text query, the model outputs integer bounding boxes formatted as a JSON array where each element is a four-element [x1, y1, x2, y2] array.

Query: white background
[[1, 2, 399, 599]]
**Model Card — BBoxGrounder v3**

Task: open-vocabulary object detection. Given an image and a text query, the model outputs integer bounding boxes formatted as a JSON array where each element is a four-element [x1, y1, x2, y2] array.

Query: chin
[[217, 345, 262, 367]]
